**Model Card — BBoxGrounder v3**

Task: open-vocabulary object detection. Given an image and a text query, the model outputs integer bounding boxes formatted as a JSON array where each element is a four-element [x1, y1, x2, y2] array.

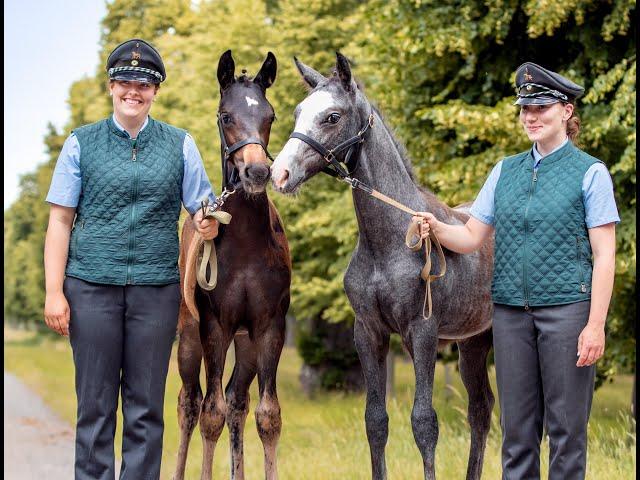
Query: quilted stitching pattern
[[66, 117, 185, 285], [493, 143, 598, 306]]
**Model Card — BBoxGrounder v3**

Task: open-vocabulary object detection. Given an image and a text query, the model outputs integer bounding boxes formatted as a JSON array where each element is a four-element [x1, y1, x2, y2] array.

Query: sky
[[4, 0, 107, 210]]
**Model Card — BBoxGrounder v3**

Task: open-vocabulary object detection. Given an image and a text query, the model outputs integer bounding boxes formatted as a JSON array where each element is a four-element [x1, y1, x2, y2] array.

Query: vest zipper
[[126, 141, 138, 284], [576, 236, 587, 293], [522, 168, 538, 309]]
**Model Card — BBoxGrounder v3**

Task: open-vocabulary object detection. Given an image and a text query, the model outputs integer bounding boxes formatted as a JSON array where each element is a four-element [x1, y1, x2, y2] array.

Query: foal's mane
[[367, 99, 462, 217], [369, 103, 416, 183]]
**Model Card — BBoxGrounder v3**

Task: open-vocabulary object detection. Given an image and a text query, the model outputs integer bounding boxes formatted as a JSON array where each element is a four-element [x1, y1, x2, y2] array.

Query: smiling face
[[519, 101, 573, 151], [110, 80, 158, 125]]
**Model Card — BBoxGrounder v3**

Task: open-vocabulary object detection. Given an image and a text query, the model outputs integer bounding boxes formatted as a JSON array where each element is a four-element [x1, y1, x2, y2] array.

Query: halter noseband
[[217, 114, 274, 191], [289, 113, 374, 180]]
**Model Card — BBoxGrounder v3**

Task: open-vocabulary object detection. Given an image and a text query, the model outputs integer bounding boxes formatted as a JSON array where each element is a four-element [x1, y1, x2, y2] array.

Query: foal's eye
[[220, 113, 232, 124], [326, 113, 341, 124]]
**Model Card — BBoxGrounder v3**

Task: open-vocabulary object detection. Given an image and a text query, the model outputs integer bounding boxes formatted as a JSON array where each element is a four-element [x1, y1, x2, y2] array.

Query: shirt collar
[[532, 137, 569, 168], [111, 114, 149, 138]]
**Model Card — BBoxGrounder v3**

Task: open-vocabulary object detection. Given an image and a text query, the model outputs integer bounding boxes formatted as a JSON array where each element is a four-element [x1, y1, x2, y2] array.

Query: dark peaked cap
[[514, 62, 584, 105], [107, 38, 166, 84]]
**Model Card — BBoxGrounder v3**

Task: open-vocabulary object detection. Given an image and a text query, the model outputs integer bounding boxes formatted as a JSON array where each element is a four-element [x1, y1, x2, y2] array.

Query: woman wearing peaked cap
[[414, 62, 619, 479], [43, 38, 218, 479]]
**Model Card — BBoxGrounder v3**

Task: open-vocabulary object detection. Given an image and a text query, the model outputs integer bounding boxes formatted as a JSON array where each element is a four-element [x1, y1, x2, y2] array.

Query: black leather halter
[[217, 114, 273, 191], [289, 113, 374, 180]]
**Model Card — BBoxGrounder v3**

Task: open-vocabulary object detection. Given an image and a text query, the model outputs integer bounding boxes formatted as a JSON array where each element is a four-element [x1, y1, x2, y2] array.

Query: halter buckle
[[324, 151, 337, 164]]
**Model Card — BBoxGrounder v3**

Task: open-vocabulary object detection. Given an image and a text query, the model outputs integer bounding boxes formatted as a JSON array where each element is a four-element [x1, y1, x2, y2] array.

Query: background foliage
[[4, 0, 635, 389]]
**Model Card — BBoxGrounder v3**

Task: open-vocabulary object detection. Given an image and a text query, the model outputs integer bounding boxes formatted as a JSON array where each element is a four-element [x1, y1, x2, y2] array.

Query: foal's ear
[[335, 52, 355, 92], [294, 57, 325, 89], [217, 50, 235, 91], [254, 52, 277, 90]]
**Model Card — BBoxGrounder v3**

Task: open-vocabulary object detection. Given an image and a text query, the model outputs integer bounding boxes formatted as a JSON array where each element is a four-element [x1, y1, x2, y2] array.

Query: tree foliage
[[5, 0, 635, 387]]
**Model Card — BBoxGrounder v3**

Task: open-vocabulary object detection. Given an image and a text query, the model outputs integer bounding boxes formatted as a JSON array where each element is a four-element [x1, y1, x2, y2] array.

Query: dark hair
[[566, 106, 581, 146]]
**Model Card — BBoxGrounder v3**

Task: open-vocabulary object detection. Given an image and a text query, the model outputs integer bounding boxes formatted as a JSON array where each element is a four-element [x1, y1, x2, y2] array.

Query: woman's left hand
[[193, 209, 219, 241], [576, 322, 605, 367]]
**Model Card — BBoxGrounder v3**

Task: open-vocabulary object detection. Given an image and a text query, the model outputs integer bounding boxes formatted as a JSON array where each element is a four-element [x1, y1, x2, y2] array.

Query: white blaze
[[245, 96, 259, 107], [273, 90, 336, 177]]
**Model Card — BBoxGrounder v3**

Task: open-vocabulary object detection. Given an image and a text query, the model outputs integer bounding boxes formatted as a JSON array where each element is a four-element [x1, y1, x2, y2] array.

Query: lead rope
[[196, 191, 235, 290], [364, 187, 447, 319]]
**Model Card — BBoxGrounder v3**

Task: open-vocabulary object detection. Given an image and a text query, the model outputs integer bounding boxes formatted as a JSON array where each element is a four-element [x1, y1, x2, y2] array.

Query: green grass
[[5, 328, 635, 479]]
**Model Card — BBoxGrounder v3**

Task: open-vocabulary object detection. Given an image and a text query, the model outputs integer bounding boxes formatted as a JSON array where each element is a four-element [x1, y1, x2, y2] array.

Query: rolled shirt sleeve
[[469, 160, 503, 226], [46, 134, 82, 207], [182, 133, 216, 215]]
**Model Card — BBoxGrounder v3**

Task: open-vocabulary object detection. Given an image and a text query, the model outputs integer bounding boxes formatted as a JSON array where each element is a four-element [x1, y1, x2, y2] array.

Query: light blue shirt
[[46, 115, 215, 214], [469, 139, 620, 228]]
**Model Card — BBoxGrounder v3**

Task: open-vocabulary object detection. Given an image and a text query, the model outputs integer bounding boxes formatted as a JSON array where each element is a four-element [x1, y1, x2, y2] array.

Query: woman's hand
[[412, 212, 439, 240], [576, 322, 605, 367], [193, 209, 220, 241], [44, 292, 70, 337]]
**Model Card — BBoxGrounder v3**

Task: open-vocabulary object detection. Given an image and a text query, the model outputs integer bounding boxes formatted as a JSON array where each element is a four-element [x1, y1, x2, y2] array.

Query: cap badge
[[524, 67, 533, 82], [131, 51, 141, 66]]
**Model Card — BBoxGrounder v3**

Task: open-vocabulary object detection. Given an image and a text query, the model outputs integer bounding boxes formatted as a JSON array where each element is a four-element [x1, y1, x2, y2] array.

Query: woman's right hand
[[44, 292, 70, 337], [412, 212, 440, 239]]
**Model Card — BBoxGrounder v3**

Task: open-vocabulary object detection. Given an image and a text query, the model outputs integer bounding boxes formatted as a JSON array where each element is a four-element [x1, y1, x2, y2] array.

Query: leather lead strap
[[197, 210, 232, 290]]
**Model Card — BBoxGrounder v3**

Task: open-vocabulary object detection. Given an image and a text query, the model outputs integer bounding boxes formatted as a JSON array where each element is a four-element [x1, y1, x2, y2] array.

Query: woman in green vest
[[43, 39, 218, 479], [414, 62, 619, 479]]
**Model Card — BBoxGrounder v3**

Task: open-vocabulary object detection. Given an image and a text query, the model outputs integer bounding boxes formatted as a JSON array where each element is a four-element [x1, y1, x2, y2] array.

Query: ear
[[335, 52, 354, 92], [217, 49, 235, 91], [254, 51, 277, 90], [563, 102, 574, 121], [294, 57, 325, 89]]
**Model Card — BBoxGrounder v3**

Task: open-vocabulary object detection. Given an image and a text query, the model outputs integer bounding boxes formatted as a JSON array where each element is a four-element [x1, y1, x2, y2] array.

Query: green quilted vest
[[492, 141, 600, 307], [66, 116, 185, 285]]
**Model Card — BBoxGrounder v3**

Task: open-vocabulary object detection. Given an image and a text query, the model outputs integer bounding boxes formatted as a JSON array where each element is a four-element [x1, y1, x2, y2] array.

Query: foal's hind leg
[[457, 328, 494, 480], [354, 318, 390, 480], [405, 318, 439, 480], [174, 318, 203, 480], [254, 317, 286, 480], [225, 333, 257, 480], [200, 314, 233, 480]]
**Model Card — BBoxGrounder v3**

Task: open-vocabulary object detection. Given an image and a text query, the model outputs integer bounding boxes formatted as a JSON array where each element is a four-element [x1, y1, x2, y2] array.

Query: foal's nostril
[[274, 169, 290, 189], [246, 164, 270, 183]]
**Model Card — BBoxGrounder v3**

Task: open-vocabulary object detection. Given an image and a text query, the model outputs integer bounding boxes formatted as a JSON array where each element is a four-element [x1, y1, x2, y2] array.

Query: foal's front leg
[[406, 318, 439, 480], [254, 317, 286, 480], [199, 314, 233, 480], [225, 334, 257, 480], [354, 319, 390, 480]]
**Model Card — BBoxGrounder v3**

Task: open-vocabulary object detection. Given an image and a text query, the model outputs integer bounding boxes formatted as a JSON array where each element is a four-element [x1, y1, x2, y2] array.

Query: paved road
[[4, 371, 76, 479]]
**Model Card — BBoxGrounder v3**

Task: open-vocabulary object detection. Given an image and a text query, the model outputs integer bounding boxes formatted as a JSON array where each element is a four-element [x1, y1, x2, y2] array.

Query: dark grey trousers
[[64, 276, 181, 480], [492, 301, 596, 480]]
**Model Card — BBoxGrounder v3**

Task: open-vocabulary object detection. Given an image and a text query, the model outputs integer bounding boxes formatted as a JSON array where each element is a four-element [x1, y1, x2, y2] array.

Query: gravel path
[[3, 371, 121, 479], [4, 371, 76, 479]]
